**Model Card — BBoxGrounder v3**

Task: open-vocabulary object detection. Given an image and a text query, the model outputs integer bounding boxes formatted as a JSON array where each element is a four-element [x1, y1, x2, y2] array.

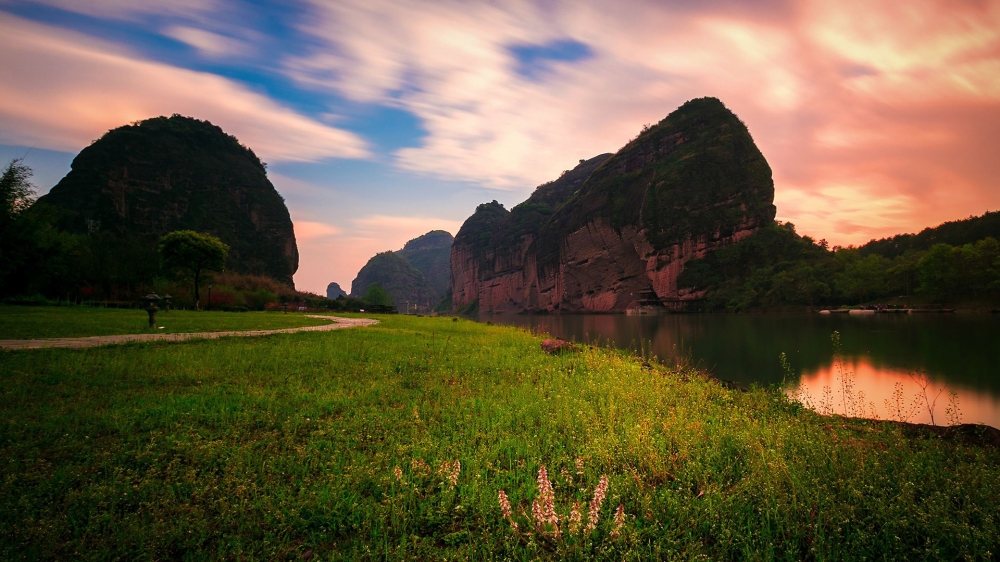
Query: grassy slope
[[0, 306, 330, 339], [1, 314, 997, 560]]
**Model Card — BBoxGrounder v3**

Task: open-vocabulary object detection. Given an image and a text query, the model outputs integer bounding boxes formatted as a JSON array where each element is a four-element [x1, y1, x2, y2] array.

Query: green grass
[[1, 314, 997, 560], [0, 305, 330, 339]]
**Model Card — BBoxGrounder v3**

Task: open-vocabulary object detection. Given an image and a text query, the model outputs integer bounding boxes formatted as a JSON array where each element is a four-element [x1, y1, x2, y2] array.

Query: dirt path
[[0, 315, 378, 351]]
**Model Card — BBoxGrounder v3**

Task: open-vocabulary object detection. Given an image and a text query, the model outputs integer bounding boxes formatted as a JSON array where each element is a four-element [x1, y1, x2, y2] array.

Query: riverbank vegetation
[[2, 314, 997, 559], [679, 212, 1000, 311]]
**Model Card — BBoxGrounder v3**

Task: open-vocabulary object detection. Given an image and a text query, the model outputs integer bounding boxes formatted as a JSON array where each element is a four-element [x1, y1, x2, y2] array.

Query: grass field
[[0, 305, 330, 339], [1, 313, 997, 560]]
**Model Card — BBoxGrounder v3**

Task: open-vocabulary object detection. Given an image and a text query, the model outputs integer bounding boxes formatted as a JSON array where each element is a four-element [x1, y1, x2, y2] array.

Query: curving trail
[[0, 315, 378, 351]]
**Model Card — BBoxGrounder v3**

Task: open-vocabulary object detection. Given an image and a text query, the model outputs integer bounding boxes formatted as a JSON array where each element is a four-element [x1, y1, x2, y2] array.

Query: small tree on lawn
[[362, 283, 393, 307], [158, 231, 229, 309]]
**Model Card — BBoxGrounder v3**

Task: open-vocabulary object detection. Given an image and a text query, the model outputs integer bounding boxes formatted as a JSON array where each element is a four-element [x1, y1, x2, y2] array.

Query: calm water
[[487, 313, 1000, 428]]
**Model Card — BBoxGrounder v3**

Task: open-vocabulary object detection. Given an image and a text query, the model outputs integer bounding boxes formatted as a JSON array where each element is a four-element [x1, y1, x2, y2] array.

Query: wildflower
[[575, 457, 584, 475], [411, 458, 430, 477], [569, 501, 582, 534], [532, 466, 560, 537], [393, 466, 404, 483], [498, 490, 512, 519], [439, 459, 460, 489], [611, 504, 625, 537], [561, 466, 574, 486], [586, 475, 608, 533]]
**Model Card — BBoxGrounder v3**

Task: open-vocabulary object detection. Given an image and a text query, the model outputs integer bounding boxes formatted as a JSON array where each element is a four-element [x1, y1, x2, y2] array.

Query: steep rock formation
[[36, 115, 298, 284], [451, 97, 776, 313], [396, 230, 454, 296], [350, 251, 437, 309], [326, 282, 347, 299]]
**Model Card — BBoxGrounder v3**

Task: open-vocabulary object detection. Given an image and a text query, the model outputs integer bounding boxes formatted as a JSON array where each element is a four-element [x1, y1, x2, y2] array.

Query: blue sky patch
[[509, 39, 594, 80]]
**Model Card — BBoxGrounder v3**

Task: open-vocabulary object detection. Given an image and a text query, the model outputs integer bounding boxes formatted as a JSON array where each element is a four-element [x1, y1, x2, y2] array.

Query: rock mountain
[[326, 282, 347, 299], [351, 231, 454, 308], [450, 97, 776, 313], [36, 115, 299, 284]]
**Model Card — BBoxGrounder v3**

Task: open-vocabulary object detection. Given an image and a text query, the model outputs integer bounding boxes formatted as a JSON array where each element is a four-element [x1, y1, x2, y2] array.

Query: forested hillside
[[678, 219, 1000, 310]]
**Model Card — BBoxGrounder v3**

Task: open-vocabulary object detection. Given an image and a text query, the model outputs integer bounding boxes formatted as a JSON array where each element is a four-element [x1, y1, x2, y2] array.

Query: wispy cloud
[[163, 26, 252, 58], [22, 0, 219, 21], [288, 0, 1000, 244], [0, 15, 370, 163]]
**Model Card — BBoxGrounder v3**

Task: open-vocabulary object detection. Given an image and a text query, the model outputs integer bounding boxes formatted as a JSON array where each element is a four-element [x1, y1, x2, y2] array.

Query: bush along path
[[0, 315, 377, 350]]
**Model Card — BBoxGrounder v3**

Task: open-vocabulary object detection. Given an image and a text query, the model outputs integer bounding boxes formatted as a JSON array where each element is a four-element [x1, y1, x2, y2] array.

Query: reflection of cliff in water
[[488, 313, 1000, 397]]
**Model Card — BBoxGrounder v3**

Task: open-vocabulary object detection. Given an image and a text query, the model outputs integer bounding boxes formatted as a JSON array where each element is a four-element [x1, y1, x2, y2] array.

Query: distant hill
[[326, 282, 347, 299], [350, 230, 453, 310], [350, 251, 438, 309], [451, 97, 775, 313], [860, 211, 1000, 258], [396, 230, 454, 296], [34, 115, 298, 284]]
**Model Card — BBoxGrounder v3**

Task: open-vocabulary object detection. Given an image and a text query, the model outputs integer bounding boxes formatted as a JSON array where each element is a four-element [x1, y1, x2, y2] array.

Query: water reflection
[[486, 313, 1000, 428], [790, 357, 1000, 428]]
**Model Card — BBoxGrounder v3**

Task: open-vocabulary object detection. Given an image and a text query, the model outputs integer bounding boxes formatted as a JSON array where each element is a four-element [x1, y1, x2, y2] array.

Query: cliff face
[[350, 251, 438, 309], [450, 97, 776, 313], [36, 115, 299, 284]]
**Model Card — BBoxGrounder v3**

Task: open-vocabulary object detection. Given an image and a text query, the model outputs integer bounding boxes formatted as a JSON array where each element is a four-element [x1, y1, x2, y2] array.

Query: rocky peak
[[326, 282, 347, 299], [450, 97, 776, 313]]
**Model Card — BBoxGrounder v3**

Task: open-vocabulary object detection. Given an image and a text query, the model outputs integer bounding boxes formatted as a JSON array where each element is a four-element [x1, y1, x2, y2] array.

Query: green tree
[[0, 158, 36, 226], [834, 251, 889, 304], [917, 244, 957, 299], [0, 159, 38, 295], [362, 283, 393, 307], [158, 231, 229, 309], [885, 250, 922, 296]]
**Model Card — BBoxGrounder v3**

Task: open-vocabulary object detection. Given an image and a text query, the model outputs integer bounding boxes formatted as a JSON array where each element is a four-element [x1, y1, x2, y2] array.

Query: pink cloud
[[290, 0, 1000, 245], [294, 221, 343, 241], [0, 15, 370, 163]]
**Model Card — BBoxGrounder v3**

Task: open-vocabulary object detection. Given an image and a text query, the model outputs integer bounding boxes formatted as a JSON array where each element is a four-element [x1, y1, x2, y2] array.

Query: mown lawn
[[1, 314, 997, 560], [0, 305, 330, 339]]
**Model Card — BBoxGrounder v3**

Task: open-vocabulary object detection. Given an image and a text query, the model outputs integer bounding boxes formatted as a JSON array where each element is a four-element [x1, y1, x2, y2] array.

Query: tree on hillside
[[159, 231, 229, 309], [362, 283, 393, 307]]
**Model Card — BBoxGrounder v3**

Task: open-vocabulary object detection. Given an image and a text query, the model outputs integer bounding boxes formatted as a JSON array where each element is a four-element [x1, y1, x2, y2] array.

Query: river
[[486, 312, 1000, 428]]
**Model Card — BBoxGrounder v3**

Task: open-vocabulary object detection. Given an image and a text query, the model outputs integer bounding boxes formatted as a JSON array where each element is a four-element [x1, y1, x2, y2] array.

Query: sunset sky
[[1, 0, 999, 294]]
